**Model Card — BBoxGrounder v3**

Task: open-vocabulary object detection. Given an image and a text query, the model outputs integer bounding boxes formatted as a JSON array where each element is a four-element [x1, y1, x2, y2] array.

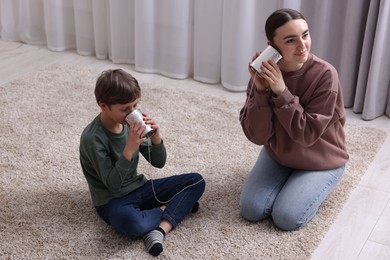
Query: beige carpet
[[0, 64, 387, 259]]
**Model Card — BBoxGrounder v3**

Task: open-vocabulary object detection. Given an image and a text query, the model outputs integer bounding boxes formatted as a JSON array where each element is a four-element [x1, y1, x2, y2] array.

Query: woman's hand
[[259, 59, 286, 97], [248, 52, 270, 93]]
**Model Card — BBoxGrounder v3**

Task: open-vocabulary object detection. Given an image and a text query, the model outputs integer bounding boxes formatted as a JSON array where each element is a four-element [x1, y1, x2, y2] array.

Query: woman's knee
[[271, 207, 314, 231], [239, 196, 267, 222]]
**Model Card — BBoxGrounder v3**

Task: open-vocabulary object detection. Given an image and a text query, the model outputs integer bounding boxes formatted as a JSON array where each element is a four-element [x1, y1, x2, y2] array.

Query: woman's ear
[[267, 41, 277, 49], [267, 41, 282, 55]]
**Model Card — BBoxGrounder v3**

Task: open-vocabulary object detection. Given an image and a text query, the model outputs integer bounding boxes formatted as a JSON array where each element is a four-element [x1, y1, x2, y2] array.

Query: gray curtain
[[354, 0, 390, 120], [300, 0, 390, 120], [0, 0, 389, 120]]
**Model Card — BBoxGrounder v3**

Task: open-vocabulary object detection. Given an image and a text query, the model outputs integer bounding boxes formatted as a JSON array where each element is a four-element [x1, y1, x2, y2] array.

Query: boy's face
[[100, 98, 140, 124]]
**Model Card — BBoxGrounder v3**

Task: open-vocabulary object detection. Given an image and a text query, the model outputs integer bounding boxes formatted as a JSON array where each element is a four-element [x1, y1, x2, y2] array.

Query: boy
[[79, 69, 205, 257]]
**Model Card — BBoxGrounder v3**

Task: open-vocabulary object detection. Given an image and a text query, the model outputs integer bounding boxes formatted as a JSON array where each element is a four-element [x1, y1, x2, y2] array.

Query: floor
[[1, 40, 389, 260]]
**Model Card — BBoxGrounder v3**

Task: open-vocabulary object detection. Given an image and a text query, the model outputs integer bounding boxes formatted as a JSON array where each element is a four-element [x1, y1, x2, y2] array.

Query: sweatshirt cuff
[[117, 155, 132, 169], [272, 88, 294, 108], [255, 89, 271, 105]]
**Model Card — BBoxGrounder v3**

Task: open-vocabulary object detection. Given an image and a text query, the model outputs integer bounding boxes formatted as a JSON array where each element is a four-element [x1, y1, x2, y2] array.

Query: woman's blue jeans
[[239, 148, 345, 231], [96, 172, 205, 238]]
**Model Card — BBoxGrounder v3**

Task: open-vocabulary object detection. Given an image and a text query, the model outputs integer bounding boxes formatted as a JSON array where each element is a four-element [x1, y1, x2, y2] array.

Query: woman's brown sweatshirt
[[240, 54, 349, 170]]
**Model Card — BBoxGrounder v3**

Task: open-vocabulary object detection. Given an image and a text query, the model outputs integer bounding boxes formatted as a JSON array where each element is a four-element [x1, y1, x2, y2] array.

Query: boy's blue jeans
[[96, 173, 205, 238], [240, 148, 345, 231]]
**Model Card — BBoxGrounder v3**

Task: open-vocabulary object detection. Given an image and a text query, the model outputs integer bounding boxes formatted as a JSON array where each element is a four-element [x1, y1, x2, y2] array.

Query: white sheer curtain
[[0, 0, 389, 120]]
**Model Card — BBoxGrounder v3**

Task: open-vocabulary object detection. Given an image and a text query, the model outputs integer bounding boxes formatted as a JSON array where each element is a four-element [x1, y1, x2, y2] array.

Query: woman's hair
[[94, 69, 141, 106], [265, 8, 306, 42]]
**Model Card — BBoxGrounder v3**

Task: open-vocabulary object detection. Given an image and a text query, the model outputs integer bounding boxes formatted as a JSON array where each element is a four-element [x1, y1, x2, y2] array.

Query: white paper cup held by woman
[[250, 45, 282, 75]]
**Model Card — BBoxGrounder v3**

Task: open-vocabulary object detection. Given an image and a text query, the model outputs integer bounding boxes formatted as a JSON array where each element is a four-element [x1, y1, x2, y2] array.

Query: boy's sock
[[191, 202, 200, 213], [143, 227, 166, 257]]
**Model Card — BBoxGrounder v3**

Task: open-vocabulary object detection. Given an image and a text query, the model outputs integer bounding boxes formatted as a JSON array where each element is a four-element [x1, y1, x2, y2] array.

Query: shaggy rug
[[0, 64, 387, 259]]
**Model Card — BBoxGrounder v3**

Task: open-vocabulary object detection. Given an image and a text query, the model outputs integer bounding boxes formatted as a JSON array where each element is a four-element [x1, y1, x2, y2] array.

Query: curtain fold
[[135, 0, 193, 79], [354, 0, 390, 120], [43, 0, 75, 51], [336, 0, 370, 108], [221, 0, 278, 91], [73, 0, 94, 56], [92, 0, 108, 59], [19, 0, 46, 44], [193, 0, 223, 84], [0, 0, 389, 120], [108, 0, 135, 64], [1, 0, 19, 41]]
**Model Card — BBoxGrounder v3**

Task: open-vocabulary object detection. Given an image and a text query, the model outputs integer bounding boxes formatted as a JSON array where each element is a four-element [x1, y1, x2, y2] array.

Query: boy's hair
[[95, 69, 141, 106]]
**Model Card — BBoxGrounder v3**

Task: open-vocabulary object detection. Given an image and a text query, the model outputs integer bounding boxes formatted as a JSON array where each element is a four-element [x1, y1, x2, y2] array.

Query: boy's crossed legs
[[96, 173, 205, 257]]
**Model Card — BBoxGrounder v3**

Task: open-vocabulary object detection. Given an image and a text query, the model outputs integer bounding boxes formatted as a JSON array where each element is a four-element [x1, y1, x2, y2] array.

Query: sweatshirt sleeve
[[139, 139, 167, 168], [80, 130, 144, 193], [272, 69, 340, 147], [239, 79, 274, 145], [91, 137, 137, 191]]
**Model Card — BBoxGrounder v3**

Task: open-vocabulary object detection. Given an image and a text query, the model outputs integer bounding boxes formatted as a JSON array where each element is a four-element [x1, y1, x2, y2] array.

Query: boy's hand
[[123, 120, 147, 161], [143, 113, 162, 145]]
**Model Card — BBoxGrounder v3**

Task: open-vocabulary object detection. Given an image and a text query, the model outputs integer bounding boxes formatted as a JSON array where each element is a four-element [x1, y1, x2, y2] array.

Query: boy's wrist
[[122, 148, 135, 162], [151, 133, 163, 145]]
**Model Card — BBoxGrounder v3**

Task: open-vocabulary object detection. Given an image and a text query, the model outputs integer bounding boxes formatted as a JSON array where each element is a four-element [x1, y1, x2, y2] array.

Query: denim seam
[[265, 178, 287, 218], [298, 177, 336, 228], [162, 190, 189, 228]]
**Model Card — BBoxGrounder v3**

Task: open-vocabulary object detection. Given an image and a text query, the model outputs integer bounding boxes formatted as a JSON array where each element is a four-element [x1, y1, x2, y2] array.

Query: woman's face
[[272, 19, 311, 71]]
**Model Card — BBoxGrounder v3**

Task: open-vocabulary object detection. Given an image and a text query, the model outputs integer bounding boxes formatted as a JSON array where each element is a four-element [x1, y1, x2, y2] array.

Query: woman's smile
[[295, 50, 307, 56]]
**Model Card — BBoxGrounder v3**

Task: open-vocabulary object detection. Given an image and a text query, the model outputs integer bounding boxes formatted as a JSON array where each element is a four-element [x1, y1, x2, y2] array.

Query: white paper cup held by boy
[[126, 109, 156, 138]]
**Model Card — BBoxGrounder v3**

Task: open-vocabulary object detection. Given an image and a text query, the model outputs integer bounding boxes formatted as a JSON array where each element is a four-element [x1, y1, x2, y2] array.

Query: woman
[[239, 8, 349, 231]]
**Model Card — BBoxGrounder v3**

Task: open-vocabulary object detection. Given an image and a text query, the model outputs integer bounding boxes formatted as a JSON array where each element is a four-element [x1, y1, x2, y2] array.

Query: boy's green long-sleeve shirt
[[79, 115, 167, 206]]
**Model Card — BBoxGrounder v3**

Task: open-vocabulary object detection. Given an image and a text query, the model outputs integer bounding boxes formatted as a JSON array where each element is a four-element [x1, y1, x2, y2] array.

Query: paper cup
[[126, 109, 156, 138]]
